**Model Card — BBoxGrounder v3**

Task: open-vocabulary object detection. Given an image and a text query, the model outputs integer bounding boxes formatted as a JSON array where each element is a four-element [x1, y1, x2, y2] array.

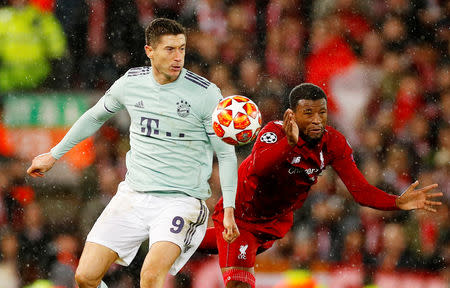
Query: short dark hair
[[289, 83, 327, 109], [145, 18, 186, 46]]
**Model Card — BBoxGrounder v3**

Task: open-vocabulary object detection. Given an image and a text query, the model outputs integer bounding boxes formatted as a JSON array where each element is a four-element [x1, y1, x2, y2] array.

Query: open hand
[[282, 109, 299, 147], [26, 152, 57, 178], [396, 181, 443, 212], [222, 207, 240, 243]]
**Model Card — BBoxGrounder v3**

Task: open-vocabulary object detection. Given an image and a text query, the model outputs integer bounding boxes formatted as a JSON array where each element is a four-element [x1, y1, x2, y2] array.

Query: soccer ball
[[212, 95, 262, 145]]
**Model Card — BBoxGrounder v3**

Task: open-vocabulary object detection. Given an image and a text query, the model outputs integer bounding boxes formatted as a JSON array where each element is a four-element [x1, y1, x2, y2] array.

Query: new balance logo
[[135, 100, 144, 109], [291, 156, 301, 164]]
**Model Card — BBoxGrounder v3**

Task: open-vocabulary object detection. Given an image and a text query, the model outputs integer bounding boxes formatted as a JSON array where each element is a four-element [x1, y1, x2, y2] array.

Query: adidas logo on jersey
[[135, 100, 144, 109]]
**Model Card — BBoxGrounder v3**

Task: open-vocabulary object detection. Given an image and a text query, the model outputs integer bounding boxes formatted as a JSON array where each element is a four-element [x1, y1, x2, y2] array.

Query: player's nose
[[174, 49, 183, 61], [311, 113, 321, 124]]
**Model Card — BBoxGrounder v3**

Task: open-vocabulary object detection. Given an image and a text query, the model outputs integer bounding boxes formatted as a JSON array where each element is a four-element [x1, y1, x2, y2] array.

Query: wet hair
[[289, 83, 327, 109], [145, 18, 186, 46]]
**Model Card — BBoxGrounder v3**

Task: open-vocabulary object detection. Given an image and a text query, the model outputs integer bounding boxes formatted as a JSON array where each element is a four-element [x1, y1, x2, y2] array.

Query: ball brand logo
[[238, 244, 248, 260], [177, 100, 191, 117]]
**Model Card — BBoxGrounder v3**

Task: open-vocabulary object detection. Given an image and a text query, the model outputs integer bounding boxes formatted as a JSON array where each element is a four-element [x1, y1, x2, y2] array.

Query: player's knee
[[140, 269, 163, 288], [223, 269, 255, 288], [74, 268, 101, 288]]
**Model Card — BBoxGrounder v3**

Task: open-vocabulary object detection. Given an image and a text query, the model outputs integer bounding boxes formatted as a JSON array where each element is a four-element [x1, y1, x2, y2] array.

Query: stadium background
[[0, 0, 448, 287]]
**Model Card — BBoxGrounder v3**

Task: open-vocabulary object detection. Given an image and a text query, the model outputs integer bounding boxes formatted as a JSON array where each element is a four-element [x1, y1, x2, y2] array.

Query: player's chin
[[307, 130, 324, 139], [169, 66, 182, 75]]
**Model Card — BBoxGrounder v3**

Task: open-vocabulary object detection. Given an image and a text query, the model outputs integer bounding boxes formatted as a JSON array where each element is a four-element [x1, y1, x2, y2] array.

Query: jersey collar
[[295, 128, 328, 151], [149, 67, 186, 88]]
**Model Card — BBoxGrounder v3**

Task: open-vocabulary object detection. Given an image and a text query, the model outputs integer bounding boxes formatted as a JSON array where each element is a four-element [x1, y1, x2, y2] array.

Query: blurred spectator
[[0, 0, 66, 92], [237, 57, 263, 98], [360, 207, 385, 268], [393, 73, 424, 135], [80, 0, 145, 90], [305, 17, 357, 114], [308, 190, 346, 264], [440, 233, 450, 284], [334, 0, 372, 45], [17, 202, 54, 286], [195, 0, 227, 41], [291, 227, 316, 269], [78, 165, 120, 239], [339, 228, 364, 267], [0, 169, 10, 228], [382, 144, 412, 193], [53, 0, 89, 89], [208, 64, 238, 97], [381, 15, 408, 52], [433, 124, 450, 170], [378, 223, 415, 271], [49, 233, 79, 288], [378, 50, 404, 104], [0, 228, 20, 288]]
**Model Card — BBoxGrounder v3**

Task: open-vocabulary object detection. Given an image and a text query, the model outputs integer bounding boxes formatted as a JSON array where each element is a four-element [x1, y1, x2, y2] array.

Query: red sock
[[223, 269, 255, 288]]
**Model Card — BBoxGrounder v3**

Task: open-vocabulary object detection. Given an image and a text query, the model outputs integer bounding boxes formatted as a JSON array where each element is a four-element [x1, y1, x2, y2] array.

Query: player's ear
[[144, 45, 153, 60]]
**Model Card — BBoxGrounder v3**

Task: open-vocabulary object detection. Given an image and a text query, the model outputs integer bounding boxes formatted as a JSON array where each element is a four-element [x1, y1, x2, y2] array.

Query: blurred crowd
[[0, 0, 449, 287]]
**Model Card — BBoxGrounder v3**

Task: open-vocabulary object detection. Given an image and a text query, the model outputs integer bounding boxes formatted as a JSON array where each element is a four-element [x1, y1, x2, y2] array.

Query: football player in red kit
[[200, 83, 443, 288]]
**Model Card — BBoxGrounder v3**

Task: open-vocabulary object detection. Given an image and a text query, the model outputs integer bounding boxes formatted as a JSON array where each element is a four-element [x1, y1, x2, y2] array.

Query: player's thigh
[[150, 196, 208, 275], [141, 241, 181, 278], [76, 242, 118, 280], [86, 183, 149, 266], [215, 225, 259, 268]]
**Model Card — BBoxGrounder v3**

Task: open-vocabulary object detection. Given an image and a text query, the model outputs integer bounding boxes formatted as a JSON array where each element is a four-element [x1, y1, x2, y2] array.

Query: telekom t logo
[[140, 116, 185, 138], [140, 117, 159, 137]]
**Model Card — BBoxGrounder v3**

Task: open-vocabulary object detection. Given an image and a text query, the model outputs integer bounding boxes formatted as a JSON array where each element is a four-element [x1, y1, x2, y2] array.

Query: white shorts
[[86, 181, 208, 275]]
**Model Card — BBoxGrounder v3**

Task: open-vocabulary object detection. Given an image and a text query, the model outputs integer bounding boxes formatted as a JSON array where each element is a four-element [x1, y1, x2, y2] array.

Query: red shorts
[[213, 218, 275, 268], [211, 204, 293, 268]]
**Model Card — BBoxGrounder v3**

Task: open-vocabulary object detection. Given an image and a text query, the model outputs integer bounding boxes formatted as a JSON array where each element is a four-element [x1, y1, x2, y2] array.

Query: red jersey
[[213, 121, 398, 239]]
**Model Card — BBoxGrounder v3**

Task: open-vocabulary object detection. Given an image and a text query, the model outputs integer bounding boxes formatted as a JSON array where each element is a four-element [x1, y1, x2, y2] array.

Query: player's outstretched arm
[[396, 181, 443, 212], [222, 207, 240, 243], [27, 152, 57, 178]]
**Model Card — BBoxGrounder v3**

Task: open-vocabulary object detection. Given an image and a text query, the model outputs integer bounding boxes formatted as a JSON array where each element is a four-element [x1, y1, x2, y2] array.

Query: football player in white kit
[[27, 18, 240, 288]]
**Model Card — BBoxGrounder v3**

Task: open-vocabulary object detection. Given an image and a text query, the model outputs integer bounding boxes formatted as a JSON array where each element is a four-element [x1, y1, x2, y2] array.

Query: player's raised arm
[[248, 111, 297, 177], [26, 77, 125, 178]]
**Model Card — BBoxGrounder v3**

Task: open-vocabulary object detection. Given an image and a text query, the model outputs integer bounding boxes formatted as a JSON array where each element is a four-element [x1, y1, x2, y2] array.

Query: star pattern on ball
[[227, 98, 249, 118]]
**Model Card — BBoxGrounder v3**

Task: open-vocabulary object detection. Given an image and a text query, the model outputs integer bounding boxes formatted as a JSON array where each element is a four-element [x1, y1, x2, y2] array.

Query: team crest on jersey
[[260, 132, 277, 143], [177, 100, 191, 117], [238, 244, 248, 260]]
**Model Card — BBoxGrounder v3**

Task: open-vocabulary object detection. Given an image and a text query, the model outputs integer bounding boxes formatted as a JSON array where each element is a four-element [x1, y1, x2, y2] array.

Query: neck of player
[[152, 66, 180, 85]]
